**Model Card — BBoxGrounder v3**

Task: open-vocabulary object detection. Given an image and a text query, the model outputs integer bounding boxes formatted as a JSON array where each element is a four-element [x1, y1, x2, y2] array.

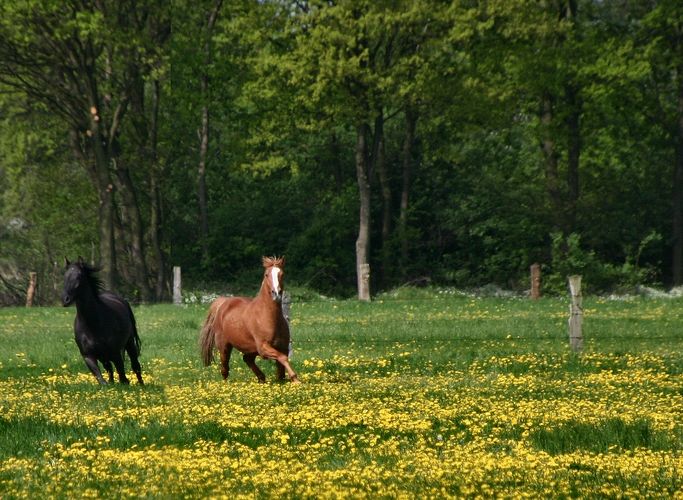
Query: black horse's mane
[[75, 261, 105, 295]]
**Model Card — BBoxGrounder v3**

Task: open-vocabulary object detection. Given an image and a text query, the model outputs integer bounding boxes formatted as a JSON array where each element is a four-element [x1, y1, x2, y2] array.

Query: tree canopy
[[1, 0, 681, 304]]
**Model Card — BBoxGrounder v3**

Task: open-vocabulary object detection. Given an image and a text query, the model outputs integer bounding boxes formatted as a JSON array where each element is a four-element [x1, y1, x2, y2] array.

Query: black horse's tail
[[127, 302, 142, 356], [199, 302, 218, 366]]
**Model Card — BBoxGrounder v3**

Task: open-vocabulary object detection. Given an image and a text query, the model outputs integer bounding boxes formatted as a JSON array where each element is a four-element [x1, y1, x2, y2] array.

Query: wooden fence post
[[358, 263, 371, 302], [530, 263, 541, 299], [173, 266, 182, 305], [26, 272, 37, 307], [568, 275, 583, 352]]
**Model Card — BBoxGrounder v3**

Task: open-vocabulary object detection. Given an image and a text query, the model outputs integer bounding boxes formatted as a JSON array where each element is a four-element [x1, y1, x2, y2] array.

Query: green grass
[[0, 294, 682, 497]]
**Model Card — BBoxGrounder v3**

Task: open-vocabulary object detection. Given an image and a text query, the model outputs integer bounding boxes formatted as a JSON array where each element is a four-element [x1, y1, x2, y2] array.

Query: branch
[[109, 94, 130, 142], [294, 1, 310, 14], [206, 0, 223, 33]]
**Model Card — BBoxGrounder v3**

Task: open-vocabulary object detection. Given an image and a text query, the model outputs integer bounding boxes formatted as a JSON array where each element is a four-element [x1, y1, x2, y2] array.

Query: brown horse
[[199, 256, 300, 383]]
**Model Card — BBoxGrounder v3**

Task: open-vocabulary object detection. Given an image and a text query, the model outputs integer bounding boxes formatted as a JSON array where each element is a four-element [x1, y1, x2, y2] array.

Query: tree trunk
[[673, 63, 683, 285], [330, 132, 343, 192], [565, 82, 581, 233], [114, 158, 152, 302], [149, 80, 166, 301], [562, 0, 580, 234], [399, 107, 417, 268], [197, 0, 223, 265], [374, 111, 391, 286], [355, 123, 372, 301], [88, 109, 117, 292], [85, 41, 124, 292], [198, 98, 210, 261], [150, 174, 165, 300], [68, 128, 115, 290], [96, 170, 116, 291], [541, 92, 563, 233]]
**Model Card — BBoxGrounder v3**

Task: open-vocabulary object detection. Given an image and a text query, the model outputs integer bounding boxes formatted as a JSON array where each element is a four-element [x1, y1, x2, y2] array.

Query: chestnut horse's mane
[[262, 256, 284, 268]]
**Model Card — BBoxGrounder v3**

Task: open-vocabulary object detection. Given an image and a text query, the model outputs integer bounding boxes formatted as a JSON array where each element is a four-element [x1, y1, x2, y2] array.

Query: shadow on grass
[[530, 417, 682, 455]]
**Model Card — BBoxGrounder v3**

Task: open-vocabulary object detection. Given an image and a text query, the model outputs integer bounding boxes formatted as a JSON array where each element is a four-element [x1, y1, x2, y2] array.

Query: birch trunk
[[356, 124, 371, 301]]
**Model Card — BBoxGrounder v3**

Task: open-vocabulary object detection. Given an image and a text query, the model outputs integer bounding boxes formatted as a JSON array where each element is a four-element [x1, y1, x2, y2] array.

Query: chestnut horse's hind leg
[[219, 344, 233, 380], [242, 353, 266, 383], [276, 361, 285, 381]]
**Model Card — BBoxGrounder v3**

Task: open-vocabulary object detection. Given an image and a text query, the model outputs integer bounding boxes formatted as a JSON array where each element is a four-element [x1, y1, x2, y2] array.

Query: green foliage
[[546, 232, 662, 295], [0, 92, 97, 305], [0, 0, 681, 302]]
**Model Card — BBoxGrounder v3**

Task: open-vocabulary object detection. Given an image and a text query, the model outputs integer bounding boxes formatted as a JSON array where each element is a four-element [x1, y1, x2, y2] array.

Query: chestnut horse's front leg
[[258, 343, 300, 383]]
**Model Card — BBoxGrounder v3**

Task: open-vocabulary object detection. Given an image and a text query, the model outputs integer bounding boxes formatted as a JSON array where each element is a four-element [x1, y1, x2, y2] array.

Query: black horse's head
[[62, 258, 101, 306]]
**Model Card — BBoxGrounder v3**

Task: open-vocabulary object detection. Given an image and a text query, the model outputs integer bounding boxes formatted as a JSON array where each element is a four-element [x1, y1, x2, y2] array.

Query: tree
[[490, 0, 589, 236], [640, 1, 683, 284], [0, 0, 169, 298], [0, 89, 97, 304], [255, 0, 458, 298], [196, 0, 224, 264]]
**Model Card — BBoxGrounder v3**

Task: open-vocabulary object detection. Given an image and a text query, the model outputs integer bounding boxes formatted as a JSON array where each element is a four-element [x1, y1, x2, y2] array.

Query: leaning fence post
[[26, 272, 37, 307], [282, 292, 293, 358], [173, 266, 182, 305], [568, 275, 583, 352], [530, 263, 541, 299]]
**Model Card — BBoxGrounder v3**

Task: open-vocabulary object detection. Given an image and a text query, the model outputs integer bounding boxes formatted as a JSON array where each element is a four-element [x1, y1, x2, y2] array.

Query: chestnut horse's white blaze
[[271, 266, 281, 292]]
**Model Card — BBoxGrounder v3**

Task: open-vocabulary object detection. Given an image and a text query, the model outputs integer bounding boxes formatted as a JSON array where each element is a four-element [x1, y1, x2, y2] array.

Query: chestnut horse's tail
[[199, 301, 219, 366]]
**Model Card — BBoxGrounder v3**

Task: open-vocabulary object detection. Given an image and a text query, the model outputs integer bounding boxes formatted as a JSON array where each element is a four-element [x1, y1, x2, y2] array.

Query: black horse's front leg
[[83, 356, 108, 385], [103, 360, 115, 383], [112, 353, 130, 385]]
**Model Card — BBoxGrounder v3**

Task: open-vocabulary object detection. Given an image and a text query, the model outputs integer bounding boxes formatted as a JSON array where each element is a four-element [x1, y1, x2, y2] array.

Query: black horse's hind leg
[[103, 360, 115, 383], [219, 344, 233, 380], [125, 338, 144, 385], [275, 361, 286, 381], [243, 353, 266, 383], [83, 355, 108, 385], [112, 353, 130, 385]]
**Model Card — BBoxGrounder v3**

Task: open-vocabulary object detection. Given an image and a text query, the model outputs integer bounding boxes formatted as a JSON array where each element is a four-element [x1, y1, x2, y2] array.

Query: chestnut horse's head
[[262, 256, 285, 304]]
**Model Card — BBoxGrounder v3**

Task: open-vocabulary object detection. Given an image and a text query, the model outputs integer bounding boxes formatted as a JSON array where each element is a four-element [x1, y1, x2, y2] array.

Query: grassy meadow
[[0, 290, 682, 498]]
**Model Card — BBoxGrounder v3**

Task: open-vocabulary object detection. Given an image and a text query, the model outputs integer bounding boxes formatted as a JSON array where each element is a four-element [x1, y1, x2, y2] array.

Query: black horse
[[61, 258, 144, 385]]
